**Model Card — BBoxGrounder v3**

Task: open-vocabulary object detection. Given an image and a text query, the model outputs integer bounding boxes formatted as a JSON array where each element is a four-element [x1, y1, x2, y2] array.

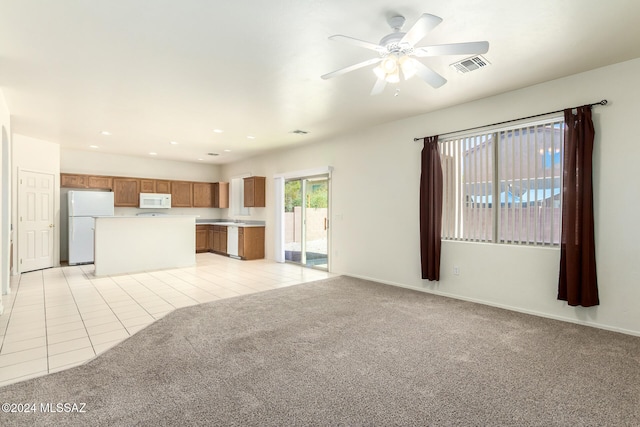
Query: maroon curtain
[[558, 106, 599, 307], [419, 136, 443, 281]]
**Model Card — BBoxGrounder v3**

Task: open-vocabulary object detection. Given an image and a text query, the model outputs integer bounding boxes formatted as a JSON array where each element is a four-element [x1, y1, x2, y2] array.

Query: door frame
[[274, 166, 332, 271]]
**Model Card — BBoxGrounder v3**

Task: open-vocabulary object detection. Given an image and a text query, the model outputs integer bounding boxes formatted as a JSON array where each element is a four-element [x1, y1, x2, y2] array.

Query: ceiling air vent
[[291, 129, 309, 135], [450, 55, 490, 74]]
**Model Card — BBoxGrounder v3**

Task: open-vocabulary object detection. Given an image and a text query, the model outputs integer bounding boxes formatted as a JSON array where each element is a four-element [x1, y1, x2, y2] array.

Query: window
[[230, 175, 250, 217], [441, 117, 564, 245]]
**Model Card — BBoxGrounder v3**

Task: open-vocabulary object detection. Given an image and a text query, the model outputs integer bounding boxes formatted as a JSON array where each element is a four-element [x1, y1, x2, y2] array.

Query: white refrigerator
[[68, 191, 115, 265]]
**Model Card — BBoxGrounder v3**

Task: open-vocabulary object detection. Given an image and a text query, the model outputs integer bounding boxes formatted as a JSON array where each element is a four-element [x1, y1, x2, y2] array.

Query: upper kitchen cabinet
[[87, 175, 113, 190], [213, 182, 229, 208], [61, 173, 112, 190], [193, 182, 213, 207], [140, 179, 155, 193], [171, 181, 193, 207], [155, 180, 171, 194], [61, 173, 88, 188], [243, 176, 266, 207], [113, 178, 140, 207]]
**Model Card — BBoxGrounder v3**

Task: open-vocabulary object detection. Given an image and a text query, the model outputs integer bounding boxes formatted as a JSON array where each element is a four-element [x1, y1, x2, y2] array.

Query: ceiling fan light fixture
[[385, 68, 400, 84], [399, 56, 418, 80], [380, 56, 398, 73]]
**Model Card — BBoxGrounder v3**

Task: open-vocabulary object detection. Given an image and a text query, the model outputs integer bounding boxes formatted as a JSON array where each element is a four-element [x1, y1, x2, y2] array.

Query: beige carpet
[[0, 276, 638, 426]]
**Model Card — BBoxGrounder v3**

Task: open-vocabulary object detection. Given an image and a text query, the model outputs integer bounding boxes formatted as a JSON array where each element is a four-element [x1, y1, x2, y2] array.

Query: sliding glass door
[[284, 175, 329, 270]]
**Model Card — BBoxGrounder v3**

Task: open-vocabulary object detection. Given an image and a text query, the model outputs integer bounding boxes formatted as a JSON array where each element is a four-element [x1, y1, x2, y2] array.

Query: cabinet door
[[195, 226, 209, 253], [113, 178, 140, 207], [60, 173, 88, 188], [240, 227, 265, 260], [140, 179, 155, 193], [238, 228, 245, 258], [243, 176, 266, 207], [220, 227, 228, 254], [171, 181, 193, 207], [193, 182, 213, 207], [208, 229, 215, 251], [155, 180, 171, 194], [243, 178, 255, 207], [212, 227, 221, 252], [88, 176, 113, 190], [214, 182, 229, 208]]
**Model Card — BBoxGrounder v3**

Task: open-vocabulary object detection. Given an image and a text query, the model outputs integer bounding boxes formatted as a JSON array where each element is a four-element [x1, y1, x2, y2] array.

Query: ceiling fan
[[321, 13, 489, 95]]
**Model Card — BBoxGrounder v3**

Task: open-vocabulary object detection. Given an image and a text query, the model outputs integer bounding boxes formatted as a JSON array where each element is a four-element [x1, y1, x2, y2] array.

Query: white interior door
[[19, 170, 55, 273]]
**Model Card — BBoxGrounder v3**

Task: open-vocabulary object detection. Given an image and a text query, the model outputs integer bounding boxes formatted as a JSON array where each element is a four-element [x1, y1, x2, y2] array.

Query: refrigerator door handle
[[70, 220, 74, 242]]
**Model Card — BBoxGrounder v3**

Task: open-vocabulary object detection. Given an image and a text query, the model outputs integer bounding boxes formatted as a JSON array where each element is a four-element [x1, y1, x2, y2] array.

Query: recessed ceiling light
[[100, 131, 111, 136], [89, 145, 99, 148], [213, 129, 224, 133], [247, 135, 255, 139], [149, 152, 158, 156], [170, 141, 179, 145], [224, 149, 232, 152], [197, 158, 204, 161]]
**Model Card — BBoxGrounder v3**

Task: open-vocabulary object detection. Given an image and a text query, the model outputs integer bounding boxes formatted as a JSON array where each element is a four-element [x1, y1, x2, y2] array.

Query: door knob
[[49, 224, 54, 228]]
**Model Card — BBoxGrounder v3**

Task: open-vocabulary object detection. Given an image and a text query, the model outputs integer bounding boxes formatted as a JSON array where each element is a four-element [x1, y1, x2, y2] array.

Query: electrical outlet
[[453, 266, 460, 276]]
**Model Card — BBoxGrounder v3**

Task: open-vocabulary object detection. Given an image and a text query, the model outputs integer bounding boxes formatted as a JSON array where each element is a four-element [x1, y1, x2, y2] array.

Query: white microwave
[[139, 193, 171, 209]]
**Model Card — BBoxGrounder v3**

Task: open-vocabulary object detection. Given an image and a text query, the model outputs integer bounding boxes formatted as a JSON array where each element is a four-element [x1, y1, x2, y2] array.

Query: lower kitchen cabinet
[[211, 225, 227, 254], [238, 227, 265, 260], [195, 225, 209, 253], [196, 224, 264, 260]]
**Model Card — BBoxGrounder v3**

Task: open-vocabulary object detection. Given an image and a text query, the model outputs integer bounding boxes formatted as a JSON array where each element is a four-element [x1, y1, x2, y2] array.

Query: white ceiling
[[2, 1, 640, 165]]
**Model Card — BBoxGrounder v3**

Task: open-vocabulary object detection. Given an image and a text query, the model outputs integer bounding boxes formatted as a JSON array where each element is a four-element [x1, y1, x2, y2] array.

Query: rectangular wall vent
[[450, 55, 490, 74]]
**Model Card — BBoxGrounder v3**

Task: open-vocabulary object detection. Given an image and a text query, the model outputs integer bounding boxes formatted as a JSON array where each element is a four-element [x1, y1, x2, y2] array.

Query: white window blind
[[441, 118, 564, 245]]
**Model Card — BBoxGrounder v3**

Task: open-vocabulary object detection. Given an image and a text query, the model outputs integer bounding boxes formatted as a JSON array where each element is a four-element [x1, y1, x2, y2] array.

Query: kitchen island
[[94, 215, 196, 276]]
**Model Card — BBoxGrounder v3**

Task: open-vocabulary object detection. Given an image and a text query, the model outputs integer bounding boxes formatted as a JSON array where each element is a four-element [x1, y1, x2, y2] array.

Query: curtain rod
[[413, 99, 608, 142]]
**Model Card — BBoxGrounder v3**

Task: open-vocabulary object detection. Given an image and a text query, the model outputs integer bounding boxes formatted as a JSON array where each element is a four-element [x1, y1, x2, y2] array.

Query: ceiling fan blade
[[414, 61, 447, 88], [414, 41, 489, 57], [370, 78, 386, 96], [321, 57, 382, 80], [400, 13, 443, 46], [328, 35, 385, 52]]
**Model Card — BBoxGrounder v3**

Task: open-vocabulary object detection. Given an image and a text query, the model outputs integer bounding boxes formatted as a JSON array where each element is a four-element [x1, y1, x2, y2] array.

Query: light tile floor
[[0, 253, 333, 388]]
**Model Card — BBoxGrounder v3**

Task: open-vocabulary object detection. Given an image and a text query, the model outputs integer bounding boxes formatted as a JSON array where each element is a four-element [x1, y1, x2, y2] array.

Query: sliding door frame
[[273, 166, 332, 271]]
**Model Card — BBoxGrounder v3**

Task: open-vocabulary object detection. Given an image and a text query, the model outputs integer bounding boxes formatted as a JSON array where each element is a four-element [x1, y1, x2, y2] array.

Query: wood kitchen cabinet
[[238, 227, 265, 260], [140, 179, 155, 193], [61, 173, 112, 190], [61, 173, 88, 188], [192, 182, 213, 207], [87, 175, 113, 189], [213, 182, 229, 208], [195, 225, 209, 253], [211, 225, 228, 254], [155, 180, 171, 194], [112, 178, 140, 207], [243, 176, 266, 207], [171, 181, 193, 207]]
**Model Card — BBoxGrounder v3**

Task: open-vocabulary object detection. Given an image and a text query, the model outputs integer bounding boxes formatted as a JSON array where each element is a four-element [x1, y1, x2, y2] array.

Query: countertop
[[196, 221, 265, 228]]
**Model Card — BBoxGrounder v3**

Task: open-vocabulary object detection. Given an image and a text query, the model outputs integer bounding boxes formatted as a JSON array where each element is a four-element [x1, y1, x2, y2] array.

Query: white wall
[[61, 148, 223, 182], [0, 89, 11, 311], [222, 58, 640, 336], [12, 134, 61, 270]]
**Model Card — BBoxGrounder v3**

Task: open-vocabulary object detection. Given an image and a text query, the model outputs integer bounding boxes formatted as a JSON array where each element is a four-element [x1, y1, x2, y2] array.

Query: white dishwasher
[[227, 226, 239, 258]]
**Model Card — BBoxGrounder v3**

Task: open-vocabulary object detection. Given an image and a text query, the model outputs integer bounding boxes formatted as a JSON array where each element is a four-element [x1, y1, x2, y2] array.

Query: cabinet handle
[[324, 218, 328, 230]]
